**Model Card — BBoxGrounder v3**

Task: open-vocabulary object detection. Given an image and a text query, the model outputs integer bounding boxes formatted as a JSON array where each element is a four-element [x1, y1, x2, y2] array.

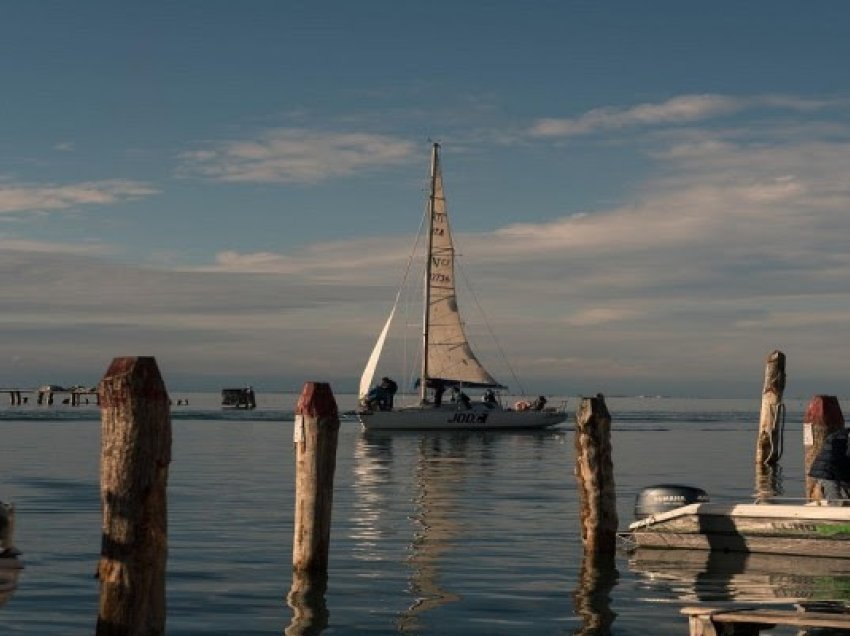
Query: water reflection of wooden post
[[575, 394, 618, 554], [285, 571, 329, 636], [574, 395, 618, 635], [96, 357, 171, 636], [292, 381, 340, 573], [803, 395, 845, 501], [573, 551, 618, 636], [754, 351, 786, 500]]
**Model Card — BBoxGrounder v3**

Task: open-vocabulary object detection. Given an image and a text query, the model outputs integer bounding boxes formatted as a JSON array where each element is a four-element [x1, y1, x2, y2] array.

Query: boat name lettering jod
[[448, 412, 489, 424]]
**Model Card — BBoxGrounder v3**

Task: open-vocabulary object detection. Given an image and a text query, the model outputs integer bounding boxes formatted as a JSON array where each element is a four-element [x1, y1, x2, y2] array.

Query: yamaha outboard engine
[[633, 484, 709, 520]]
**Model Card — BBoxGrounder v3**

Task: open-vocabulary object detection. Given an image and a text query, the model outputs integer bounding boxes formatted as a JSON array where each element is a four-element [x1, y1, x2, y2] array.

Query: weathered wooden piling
[[802, 395, 845, 501], [574, 394, 618, 554], [292, 382, 340, 573], [96, 357, 171, 636], [755, 350, 786, 466], [753, 351, 786, 501]]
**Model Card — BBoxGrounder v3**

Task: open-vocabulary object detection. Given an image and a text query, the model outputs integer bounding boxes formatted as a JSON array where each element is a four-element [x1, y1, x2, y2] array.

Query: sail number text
[[447, 412, 489, 424]]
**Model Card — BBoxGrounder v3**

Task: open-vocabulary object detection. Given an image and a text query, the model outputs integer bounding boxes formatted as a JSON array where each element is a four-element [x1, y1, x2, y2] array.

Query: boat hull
[[621, 502, 850, 559], [358, 403, 565, 430]]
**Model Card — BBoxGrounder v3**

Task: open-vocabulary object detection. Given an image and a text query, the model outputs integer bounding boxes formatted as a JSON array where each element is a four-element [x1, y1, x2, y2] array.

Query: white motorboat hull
[[621, 502, 850, 559], [358, 402, 565, 430]]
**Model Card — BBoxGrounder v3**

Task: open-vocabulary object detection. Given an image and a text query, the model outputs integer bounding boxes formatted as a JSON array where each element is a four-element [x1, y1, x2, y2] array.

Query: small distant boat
[[221, 387, 257, 410], [357, 143, 565, 431], [619, 485, 850, 559]]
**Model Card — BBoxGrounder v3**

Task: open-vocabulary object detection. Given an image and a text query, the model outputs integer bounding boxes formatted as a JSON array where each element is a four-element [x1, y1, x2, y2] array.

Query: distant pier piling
[[754, 351, 786, 500], [292, 382, 340, 573], [755, 350, 786, 466], [802, 395, 845, 502], [574, 394, 618, 554], [96, 357, 171, 636]]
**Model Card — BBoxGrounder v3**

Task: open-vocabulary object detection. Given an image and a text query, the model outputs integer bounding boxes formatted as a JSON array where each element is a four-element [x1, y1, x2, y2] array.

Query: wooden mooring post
[[292, 382, 340, 573], [574, 394, 618, 554], [96, 357, 171, 636], [802, 395, 845, 501], [755, 350, 786, 466], [754, 351, 786, 500]]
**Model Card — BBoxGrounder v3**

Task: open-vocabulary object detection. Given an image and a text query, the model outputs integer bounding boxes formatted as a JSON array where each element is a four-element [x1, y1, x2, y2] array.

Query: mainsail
[[423, 144, 501, 389]]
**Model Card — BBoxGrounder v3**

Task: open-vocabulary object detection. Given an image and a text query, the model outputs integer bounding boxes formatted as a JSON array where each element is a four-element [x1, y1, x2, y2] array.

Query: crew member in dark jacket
[[808, 428, 850, 502]]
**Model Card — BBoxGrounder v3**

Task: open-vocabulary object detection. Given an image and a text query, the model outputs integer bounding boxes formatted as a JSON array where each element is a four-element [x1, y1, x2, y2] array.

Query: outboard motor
[[633, 484, 709, 520]]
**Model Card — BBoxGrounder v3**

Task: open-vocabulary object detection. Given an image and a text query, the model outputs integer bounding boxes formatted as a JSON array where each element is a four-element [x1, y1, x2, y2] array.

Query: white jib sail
[[359, 303, 398, 399]]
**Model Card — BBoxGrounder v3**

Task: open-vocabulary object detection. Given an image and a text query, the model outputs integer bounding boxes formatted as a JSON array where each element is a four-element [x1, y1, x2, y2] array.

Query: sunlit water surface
[[1, 393, 846, 634]]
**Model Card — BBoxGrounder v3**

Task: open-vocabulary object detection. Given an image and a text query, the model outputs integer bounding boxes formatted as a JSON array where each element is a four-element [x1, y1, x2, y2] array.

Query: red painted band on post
[[295, 382, 339, 420], [98, 357, 169, 408], [804, 395, 845, 427]]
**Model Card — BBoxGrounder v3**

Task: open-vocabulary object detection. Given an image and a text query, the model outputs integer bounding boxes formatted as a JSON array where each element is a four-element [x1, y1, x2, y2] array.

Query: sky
[[2, 1, 850, 398]]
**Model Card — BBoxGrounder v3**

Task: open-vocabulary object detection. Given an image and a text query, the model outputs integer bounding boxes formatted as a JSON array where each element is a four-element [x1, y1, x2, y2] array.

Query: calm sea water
[[1, 392, 847, 635]]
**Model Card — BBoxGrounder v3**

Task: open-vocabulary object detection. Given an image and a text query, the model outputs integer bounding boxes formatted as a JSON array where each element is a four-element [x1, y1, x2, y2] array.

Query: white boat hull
[[621, 502, 850, 559], [358, 402, 565, 430]]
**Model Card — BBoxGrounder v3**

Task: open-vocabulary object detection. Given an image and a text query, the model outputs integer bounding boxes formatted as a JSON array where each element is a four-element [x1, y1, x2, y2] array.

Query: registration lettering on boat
[[448, 412, 489, 425], [770, 521, 817, 531]]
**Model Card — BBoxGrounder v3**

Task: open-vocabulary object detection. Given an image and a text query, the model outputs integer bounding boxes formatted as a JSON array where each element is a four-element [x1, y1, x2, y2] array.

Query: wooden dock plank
[[682, 606, 850, 635]]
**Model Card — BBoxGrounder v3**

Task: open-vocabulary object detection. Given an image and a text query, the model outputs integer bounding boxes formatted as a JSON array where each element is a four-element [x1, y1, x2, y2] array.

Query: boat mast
[[420, 142, 439, 403]]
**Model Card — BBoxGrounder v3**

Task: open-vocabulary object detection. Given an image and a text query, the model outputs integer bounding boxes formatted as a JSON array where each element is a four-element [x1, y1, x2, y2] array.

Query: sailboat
[[357, 143, 566, 431]]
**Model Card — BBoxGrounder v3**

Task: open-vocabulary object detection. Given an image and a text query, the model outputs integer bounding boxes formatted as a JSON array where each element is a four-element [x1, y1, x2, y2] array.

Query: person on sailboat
[[429, 378, 446, 408], [379, 376, 398, 410], [531, 395, 548, 411], [482, 389, 498, 408], [452, 387, 471, 410]]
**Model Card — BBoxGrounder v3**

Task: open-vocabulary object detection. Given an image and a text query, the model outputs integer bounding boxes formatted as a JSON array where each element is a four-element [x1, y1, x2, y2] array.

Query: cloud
[[0, 238, 113, 256], [5, 104, 850, 396], [0, 179, 158, 215], [186, 234, 416, 283], [53, 142, 75, 152], [563, 307, 643, 327], [529, 94, 832, 138], [178, 128, 416, 183]]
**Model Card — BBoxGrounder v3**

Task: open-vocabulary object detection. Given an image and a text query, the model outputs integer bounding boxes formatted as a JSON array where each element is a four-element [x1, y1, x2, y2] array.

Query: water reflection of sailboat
[[628, 548, 850, 605], [352, 431, 469, 631], [397, 435, 468, 632]]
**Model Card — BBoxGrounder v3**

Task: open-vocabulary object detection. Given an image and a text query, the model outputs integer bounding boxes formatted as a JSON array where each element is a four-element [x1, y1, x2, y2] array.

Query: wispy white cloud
[[178, 128, 416, 183], [0, 238, 113, 255], [529, 94, 833, 138], [53, 141, 75, 152], [0, 179, 158, 215], [189, 235, 414, 282], [5, 103, 850, 395]]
